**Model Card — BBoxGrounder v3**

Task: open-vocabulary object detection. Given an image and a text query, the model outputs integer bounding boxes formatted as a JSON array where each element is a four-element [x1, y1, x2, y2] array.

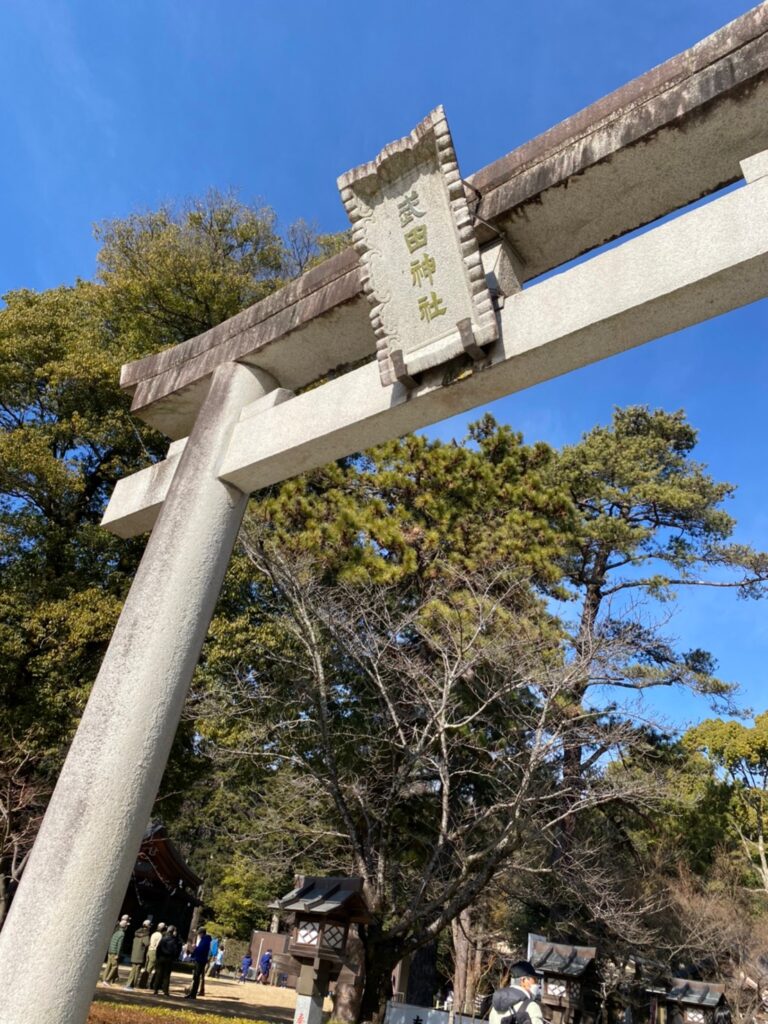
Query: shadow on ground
[[93, 985, 297, 1021]]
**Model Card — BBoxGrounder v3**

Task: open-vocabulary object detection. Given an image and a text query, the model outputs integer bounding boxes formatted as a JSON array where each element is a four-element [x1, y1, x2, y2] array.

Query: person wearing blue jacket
[[185, 927, 212, 1000]]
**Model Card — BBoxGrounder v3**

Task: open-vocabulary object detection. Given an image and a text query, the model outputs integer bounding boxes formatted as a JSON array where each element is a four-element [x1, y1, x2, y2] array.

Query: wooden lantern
[[529, 939, 598, 1024]]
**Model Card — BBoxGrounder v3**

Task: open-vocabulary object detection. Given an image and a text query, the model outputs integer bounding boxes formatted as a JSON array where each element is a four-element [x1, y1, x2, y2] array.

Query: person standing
[[145, 922, 166, 989], [210, 945, 225, 978], [489, 961, 543, 1024], [125, 920, 151, 989], [256, 948, 272, 984], [206, 936, 219, 976], [185, 927, 211, 1000], [101, 914, 130, 985], [238, 952, 252, 983], [153, 925, 181, 997]]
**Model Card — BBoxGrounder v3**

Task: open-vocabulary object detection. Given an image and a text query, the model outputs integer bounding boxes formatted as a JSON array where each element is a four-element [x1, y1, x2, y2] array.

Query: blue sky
[[1, 0, 765, 730]]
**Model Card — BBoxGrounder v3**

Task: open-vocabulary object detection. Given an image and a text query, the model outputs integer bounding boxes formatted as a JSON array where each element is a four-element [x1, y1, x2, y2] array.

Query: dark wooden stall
[[530, 939, 599, 1024]]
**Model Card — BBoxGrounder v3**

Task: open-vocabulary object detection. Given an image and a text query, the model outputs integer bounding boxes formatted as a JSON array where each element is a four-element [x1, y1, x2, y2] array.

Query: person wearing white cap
[[125, 919, 151, 989], [145, 922, 166, 989], [100, 915, 130, 985]]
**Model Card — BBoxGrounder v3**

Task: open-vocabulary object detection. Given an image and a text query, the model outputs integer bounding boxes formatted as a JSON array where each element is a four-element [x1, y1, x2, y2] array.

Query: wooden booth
[[529, 939, 599, 1024], [648, 979, 728, 1024], [271, 876, 371, 1024]]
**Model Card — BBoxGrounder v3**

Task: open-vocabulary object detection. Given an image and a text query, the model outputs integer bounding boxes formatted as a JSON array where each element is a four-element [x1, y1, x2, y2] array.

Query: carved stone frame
[[338, 106, 498, 388]]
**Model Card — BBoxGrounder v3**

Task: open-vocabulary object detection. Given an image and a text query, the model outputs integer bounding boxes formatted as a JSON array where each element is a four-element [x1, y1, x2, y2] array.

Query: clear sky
[[1, 0, 765, 730]]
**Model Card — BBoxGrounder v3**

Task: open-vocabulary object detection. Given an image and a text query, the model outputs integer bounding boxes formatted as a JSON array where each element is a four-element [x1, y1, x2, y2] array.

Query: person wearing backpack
[[489, 961, 543, 1024], [153, 925, 181, 997]]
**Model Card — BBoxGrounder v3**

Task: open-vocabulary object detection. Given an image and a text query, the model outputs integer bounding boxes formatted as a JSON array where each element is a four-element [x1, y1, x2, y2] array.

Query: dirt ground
[[91, 970, 333, 1022]]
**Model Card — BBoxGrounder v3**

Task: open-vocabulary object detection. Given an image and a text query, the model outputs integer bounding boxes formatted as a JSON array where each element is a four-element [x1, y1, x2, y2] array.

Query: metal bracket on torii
[[3, 9, 768, 1024]]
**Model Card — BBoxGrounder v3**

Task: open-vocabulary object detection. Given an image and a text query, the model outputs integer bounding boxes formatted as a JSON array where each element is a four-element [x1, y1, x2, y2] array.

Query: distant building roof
[[135, 822, 202, 894], [530, 940, 597, 977], [271, 875, 371, 923], [667, 980, 726, 1008]]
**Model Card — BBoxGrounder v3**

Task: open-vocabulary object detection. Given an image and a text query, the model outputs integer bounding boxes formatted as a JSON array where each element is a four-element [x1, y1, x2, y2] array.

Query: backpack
[[490, 998, 533, 1024], [502, 1000, 533, 1024]]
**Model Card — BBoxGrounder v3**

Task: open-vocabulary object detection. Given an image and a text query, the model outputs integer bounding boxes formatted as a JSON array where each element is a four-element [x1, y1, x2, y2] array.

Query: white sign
[[385, 1001, 480, 1024], [338, 107, 498, 387]]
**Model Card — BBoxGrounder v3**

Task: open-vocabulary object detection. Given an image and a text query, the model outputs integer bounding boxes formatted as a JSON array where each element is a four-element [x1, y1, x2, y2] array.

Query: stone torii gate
[[2, 7, 768, 1023]]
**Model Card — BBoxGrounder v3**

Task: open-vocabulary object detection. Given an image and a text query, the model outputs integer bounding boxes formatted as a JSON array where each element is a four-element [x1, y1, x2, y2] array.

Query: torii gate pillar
[[0, 361, 277, 1024]]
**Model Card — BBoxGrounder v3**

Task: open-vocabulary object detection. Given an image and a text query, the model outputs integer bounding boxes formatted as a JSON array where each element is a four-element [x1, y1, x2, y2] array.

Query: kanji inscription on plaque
[[337, 106, 498, 388]]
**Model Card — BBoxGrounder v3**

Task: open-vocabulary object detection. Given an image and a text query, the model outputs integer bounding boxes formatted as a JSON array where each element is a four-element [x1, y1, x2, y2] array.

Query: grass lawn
[[89, 1002, 274, 1024]]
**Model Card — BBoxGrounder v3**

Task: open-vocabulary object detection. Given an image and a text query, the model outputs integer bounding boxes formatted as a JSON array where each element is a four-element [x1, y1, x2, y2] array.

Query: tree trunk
[[0, 872, 8, 931], [452, 906, 486, 1015], [470, 933, 484, 1012], [334, 926, 366, 1023], [549, 576, 604, 926], [406, 941, 439, 1008], [187, 884, 204, 945], [358, 926, 401, 1022], [452, 908, 471, 1014]]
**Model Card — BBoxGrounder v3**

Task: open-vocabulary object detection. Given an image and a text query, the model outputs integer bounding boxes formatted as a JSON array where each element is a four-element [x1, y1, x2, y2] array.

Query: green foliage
[[95, 190, 285, 351], [685, 714, 768, 891], [206, 856, 275, 938], [0, 193, 290, 920], [250, 420, 571, 589], [549, 405, 768, 710], [0, 281, 159, 754]]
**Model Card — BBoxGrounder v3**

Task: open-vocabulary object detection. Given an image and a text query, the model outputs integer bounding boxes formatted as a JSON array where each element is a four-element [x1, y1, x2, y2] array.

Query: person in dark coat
[[125, 920, 151, 988], [185, 927, 212, 1000], [153, 925, 181, 997]]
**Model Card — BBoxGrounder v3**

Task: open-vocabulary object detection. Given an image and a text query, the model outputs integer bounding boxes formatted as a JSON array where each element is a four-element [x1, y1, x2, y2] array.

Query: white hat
[[143, 919, 152, 927]]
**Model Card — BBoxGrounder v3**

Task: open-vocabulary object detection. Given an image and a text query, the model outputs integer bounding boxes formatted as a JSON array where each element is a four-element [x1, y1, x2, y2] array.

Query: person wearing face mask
[[489, 961, 543, 1024]]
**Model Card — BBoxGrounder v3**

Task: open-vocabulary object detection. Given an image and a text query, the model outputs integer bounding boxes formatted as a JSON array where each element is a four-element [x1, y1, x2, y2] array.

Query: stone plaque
[[338, 106, 498, 388]]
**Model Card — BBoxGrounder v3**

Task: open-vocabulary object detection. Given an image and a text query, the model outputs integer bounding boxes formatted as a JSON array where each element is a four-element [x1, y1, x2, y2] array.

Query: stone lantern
[[529, 938, 598, 1024], [648, 979, 728, 1024], [271, 875, 371, 1024]]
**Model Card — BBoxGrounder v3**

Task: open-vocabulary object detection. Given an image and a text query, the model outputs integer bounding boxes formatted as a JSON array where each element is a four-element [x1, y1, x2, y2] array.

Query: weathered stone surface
[[338, 107, 497, 386], [103, 169, 768, 536], [101, 388, 295, 537], [215, 171, 768, 493], [117, 4, 768, 438], [0, 364, 278, 1024], [741, 147, 768, 182]]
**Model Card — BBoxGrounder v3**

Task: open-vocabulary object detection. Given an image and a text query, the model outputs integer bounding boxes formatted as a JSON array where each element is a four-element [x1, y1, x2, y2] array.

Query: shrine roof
[[271, 875, 372, 923], [530, 940, 597, 976], [137, 822, 202, 892], [667, 980, 726, 1008]]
